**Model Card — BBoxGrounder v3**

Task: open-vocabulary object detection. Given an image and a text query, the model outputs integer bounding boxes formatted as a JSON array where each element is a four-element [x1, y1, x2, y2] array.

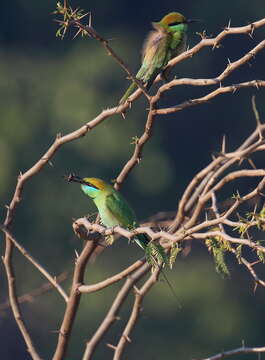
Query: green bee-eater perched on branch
[[120, 12, 195, 104], [67, 174, 167, 266]]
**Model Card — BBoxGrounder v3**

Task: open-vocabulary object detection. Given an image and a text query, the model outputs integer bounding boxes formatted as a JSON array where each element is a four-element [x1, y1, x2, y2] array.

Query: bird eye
[[86, 182, 98, 189]]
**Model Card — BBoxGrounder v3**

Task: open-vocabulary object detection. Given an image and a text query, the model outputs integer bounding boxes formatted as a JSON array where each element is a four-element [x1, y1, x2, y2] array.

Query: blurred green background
[[0, 0, 265, 359]]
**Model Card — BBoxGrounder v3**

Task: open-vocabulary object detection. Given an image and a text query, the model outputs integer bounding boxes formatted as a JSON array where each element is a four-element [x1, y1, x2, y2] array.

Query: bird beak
[[65, 173, 86, 185], [186, 18, 202, 24]]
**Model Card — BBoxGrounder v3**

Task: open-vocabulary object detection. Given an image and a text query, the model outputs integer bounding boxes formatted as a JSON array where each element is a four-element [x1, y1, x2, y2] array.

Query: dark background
[[0, 0, 264, 359]]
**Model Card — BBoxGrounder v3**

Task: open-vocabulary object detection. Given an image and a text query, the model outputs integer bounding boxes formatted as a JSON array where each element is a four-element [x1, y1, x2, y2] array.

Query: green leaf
[[169, 243, 182, 269]]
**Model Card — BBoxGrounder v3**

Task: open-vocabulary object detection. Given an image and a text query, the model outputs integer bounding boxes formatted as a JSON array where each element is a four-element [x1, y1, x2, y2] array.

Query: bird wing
[[105, 191, 138, 229], [137, 28, 170, 86], [106, 192, 151, 249]]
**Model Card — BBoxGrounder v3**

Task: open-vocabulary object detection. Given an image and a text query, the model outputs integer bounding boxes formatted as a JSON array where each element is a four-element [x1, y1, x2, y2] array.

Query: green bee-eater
[[68, 174, 167, 265], [119, 12, 194, 104]]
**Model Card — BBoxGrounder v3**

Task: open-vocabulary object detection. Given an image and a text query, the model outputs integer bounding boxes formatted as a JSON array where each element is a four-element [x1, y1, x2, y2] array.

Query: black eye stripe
[[85, 182, 98, 189], [169, 21, 183, 26]]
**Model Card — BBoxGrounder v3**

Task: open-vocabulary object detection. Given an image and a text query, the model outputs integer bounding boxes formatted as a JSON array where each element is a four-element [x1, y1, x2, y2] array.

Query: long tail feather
[[119, 81, 137, 104]]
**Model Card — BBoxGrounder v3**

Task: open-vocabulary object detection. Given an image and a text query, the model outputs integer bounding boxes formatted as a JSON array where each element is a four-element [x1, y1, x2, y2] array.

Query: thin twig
[[199, 344, 265, 360], [0, 226, 69, 303], [113, 268, 160, 360], [0, 272, 68, 313], [82, 263, 151, 360]]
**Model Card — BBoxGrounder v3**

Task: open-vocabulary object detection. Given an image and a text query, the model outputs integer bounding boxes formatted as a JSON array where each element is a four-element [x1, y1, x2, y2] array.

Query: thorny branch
[[1, 4, 265, 360], [199, 344, 265, 360]]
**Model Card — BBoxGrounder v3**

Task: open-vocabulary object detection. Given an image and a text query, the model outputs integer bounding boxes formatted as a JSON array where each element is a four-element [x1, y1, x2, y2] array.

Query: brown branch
[[156, 39, 265, 96], [230, 248, 265, 288], [81, 263, 151, 360], [0, 272, 68, 313], [115, 99, 157, 189], [52, 240, 98, 360], [2, 243, 42, 360], [154, 80, 265, 115], [171, 122, 265, 232], [0, 226, 69, 303], [78, 259, 145, 293], [191, 231, 265, 252], [113, 269, 160, 360], [199, 344, 265, 360]]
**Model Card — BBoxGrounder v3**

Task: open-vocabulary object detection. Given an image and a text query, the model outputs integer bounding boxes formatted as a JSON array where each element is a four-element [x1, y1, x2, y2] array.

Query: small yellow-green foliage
[[169, 243, 182, 269], [206, 229, 230, 277]]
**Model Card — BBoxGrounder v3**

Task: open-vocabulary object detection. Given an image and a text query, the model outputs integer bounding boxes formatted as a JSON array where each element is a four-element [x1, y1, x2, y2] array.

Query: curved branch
[[200, 345, 265, 360], [113, 269, 160, 360], [81, 263, 151, 360], [78, 259, 145, 293]]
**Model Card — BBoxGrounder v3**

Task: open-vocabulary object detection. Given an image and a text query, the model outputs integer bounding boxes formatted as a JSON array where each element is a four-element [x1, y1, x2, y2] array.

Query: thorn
[[88, 12, 92, 27], [248, 31, 254, 39], [238, 157, 245, 166], [227, 57, 231, 66], [48, 161, 54, 167], [253, 281, 258, 294], [120, 112, 126, 120], [73, 28, 82, 39], [56, 133, 62, 139], [122, 334, 132, 343], [221, 134, 226, 153], [78, 12, 90, 21], [212, 42, 218, 50], [227, 19, 231, 29], [248, 158, 257, 169], [255, 80, 260, 90], [250, 260, 261, 266], [133, 285, 141, 295], [106, 343, 117, 351], [250, 23, 255, 37], [232, 85, 237, 93], [251, 95, 261, 127], [74, 249, 79, 258]]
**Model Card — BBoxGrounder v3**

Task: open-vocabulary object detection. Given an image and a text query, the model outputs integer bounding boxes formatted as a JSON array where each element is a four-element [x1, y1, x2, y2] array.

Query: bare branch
[[113, 269, 160, 360], [154, 80, 265, 115], [0, 226, 69, 303], [199, 344, 265, 360], [0, 272, 67, 313], [78, 259, 145, 293], [2, 243, 43, 360], [52, 240, 98, 360], [82, 263, 151, 360]]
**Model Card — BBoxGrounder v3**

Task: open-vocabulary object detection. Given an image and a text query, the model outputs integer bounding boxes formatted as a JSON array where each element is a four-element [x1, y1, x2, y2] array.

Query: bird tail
[[135, 234, 168, 267], [119, 81, 138, 104], [134, 233, 149, 250]]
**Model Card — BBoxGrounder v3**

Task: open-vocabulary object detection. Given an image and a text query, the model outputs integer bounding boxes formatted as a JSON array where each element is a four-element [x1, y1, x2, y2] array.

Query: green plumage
[[119, 12, 189, 104], [68, 175, 166, 265]]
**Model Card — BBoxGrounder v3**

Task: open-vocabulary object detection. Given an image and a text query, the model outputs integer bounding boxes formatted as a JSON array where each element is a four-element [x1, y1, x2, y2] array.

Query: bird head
[[155, 12, 199, 31], [66, 174, 110, 198], [160, 12, 187, 26]]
